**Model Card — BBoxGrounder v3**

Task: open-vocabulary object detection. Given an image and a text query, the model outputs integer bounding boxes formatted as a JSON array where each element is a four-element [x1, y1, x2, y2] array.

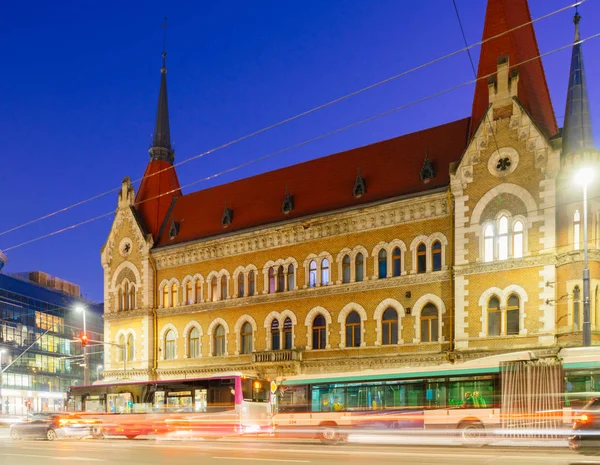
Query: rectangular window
[[506, 309, 519, 335], [498, 236, 508, 260], [488, 310, 501, 336], [278, 385, 308, 413]]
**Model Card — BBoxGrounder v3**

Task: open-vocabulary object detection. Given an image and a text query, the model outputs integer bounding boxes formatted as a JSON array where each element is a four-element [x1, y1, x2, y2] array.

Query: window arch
[[118, 334, 125, 362], [432, 241, 442, 272], [162, 284, 169, 308], [185, 281, 193, 305], [309, 261, 317, 288], [240, 322, 253, 354], [238, 273, 245, 298], [129, 285, 136, 309], [164, 329, 176, 360], [214, 324, 226, 356], [574, 210, 581, 251], [171, 283, 178, 307], [378, 250, 387, 279], [498, 215, 509, 260], [312, 315, 327, 350], [123, 282, 130, 310], [118, 288, 123, 311], [392, 248, 402, 277], [484, 225, 494, 262], [321, 259, 330, 286], [417, 243, 427, 273], [283, 317, 293, 350], [382, 308, 398, 345], [506, 294, 519, 335], [127, 334, 134, 361], [420, 304, 439, 342], [188, 327, 200, 358], [487, 296, 501, 336], [287, 264, 295, 291], [482, 214, 526, 262], [195, 279, 202, 303], [277, 266, 285, 293], [342, 255, 351, 283], [248, 271, 256, 296], [220, 276, 228, 300], [269, 267, 276, 293], [355, 253, 364, 282], [271, 319, 280, 351], [345, 311, 361, 347], [211, 277, 218, 302], [574, 285, 581, 330], [513, 221, 524, 258]]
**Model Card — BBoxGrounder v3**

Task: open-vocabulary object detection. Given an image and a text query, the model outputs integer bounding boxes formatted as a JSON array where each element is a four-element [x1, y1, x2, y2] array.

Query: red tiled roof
[[135, 160, 182, 240], [155, 118, 470, 248], [469, 0, 558, 139]]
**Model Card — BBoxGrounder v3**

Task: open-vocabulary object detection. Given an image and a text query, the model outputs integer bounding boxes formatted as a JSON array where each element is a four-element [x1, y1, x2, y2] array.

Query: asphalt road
[[0, 437, 598, 465]]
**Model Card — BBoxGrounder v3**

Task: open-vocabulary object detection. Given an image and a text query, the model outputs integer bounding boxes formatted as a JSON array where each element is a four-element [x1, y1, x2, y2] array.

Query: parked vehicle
[[9, 412, 102, 441]]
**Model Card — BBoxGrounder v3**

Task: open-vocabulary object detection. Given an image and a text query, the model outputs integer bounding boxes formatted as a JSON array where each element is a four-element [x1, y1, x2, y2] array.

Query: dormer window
[[420, 151, 435, 183], [282, 188, 294, 214], [353, 168, 366, 198], [222, 205, 233, 227], [169, 221, 180, 240]]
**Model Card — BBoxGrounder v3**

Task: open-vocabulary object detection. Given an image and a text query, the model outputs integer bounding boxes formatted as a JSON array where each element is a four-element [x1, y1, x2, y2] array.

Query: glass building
[[0, 271, 103, 415]]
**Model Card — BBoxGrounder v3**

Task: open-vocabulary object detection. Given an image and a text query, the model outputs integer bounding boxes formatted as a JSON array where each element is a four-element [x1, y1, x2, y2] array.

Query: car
[[569, 397, 600, 454], [9, 412, 102, 441]]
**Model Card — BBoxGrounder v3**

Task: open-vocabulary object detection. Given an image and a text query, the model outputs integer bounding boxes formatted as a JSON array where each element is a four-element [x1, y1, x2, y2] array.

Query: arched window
[[507, 294, 519, 335], [321, 259, 330, 286], [498, 216, 509, 260], [214, 324, 225, 356], [392, 248, 402, 277], [484, 225, 494, 262], [342, 255, 351, 283], [118, 288, 123, 311], [171, 283, 178, 307], [487, 297, 501, 336], [574, 285, 581, 330], [345, 311, 361, 347], [287, 264, 295, 291], [211, 277, 218, 302], [312, 315, 327, 350], [513, 221, 524, 259], [220, 276, 228, 300], [355, 253, 364, 282], [162, 285, 169, 308], [283, 317, 293, 350], [271, 319, 280, 351], [118, 335, 125, 362], [417, 243, 427, 273], [188, 327, 200, 358], [248, 271, 255, 296], [127, 334, 134, 361], [129, 285, 136, 310], [164, 329, 176, 360], [382, 308, 398, 345], [574, 210, 581, 251], [185, 281, 193, 305], [124, 282, 130, 311], [277, 266, 285, 293], [420, 304, 439, 342], [432, 241, 442, 271], [309, 261, 317, 288], [269, 267, 276, 294], [238, 273, 245, 298], [195, 280, 202, 303], [240, 322, 253, 355], [378, 250, 387, 279]]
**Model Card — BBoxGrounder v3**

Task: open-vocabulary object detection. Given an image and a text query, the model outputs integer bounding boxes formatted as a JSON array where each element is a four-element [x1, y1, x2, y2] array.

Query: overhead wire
[[0, 1, 587, 240]]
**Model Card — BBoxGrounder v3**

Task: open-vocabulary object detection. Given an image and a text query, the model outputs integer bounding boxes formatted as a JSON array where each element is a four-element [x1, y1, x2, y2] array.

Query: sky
[[1, 0, 599, 302]]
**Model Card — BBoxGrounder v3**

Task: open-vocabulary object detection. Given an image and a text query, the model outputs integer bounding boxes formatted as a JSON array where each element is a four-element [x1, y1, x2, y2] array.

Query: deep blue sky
[[2, 1, 599, 302]]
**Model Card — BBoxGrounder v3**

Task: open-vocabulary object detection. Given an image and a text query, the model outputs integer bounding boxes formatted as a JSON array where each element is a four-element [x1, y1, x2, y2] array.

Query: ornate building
[[101, 0, 598, 382]]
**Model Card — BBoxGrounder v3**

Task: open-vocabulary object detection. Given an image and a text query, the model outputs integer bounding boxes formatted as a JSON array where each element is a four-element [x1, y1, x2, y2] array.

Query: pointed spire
[[149, 18, 174, 164], [562, 10, 594, 157]]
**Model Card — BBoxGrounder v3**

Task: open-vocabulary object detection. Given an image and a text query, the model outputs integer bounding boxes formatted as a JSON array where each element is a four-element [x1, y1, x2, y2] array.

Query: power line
[[0, 1, 586, 240], [4, 30, 600, 252]]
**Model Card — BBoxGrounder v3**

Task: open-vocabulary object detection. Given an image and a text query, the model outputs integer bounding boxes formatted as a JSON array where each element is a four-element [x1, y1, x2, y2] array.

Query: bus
[[67, 372, 272, 439], [274, 348, 600, 444]]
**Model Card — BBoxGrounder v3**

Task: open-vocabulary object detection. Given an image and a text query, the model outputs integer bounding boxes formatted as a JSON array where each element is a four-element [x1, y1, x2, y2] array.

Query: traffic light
[[80, 333, 89, 346]]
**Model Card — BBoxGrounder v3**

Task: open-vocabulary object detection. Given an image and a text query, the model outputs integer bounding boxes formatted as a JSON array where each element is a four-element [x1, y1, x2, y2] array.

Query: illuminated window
[[195, 280, 202, 303], [127, 334, 134, 361], [321, 259, 330, 285], [513, 221, 524, 258], [118, 335, 125, 362], [420, 304, 439, 342], [220, 276, 228, 300], [309, 261, 317, 288], [312, 315, 327, 350], [240, 322, 253, 355], [417, 243, 427, 273], [123, 282, 130, 310], [574, 285, 581, 330], [129, 285, 136, 310], [382, 308, 398, 345], [574, 210, 581, 251], [487, 297, 501, 336], [484, 225, 494, 262], [287, 264, 295, 291], [392, 247, 402, 277], [185, 281, 193, 305], [211, 277, 217, 302], [355, 253, 364, 282], [277, 265, 285, 292], [238, 273, 245, 298], [432, 241, 442, 271], [271, 319, 280, 351], [345, 311, 361, 347], [269, 267, 276, 294], [342, 255, 351, 283], [164, 330, 176, 360], [498, 216, 509, 260], [283, 317, 293, 350], [214, 325, 225, 356], [171, 283, 178, 308], [248, 271, 255, 296], [378, 249, 387, 279], [507, 294, 519, 335], [188, 327, 200, 358]]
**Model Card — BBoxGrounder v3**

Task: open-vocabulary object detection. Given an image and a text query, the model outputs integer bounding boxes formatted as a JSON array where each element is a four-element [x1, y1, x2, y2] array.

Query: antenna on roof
[[161, 17, 168, 74]]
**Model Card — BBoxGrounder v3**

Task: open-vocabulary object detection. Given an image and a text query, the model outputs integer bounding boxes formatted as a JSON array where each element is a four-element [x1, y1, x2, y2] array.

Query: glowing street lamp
[[75, 304, 90, 385], [576, 167, 594, 347]]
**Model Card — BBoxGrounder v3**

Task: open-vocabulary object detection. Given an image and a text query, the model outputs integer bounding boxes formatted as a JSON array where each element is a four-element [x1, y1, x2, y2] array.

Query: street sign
[[270, 381, 277, 394]]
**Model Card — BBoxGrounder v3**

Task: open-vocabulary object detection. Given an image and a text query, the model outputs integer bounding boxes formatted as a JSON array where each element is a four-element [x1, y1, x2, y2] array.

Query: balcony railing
[[253, 349, 301, 363]]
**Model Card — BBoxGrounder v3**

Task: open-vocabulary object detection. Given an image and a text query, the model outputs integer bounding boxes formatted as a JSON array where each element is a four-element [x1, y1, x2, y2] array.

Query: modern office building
[[0, 271, 103, 415]]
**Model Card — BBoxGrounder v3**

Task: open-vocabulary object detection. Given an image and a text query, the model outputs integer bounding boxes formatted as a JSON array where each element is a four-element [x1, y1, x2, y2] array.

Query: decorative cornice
[[151, 193, 449, 270], [556, 249, 600, 267], [454, 254, 555, 276], [104, 308, 153, 321]]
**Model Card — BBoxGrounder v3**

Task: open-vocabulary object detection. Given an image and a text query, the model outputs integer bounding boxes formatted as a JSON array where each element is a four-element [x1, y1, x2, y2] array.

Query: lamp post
[[75, 304, 90, 385], [577, 167, 594, 347]]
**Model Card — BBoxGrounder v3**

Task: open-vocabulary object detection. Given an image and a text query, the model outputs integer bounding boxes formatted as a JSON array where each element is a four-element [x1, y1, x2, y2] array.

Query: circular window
[[487, 147, 519, 178], [119, 238, 133, 257]]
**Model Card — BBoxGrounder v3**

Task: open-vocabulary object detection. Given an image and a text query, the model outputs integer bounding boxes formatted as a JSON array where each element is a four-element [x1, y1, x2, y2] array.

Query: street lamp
[[75, 304, 90, 385], [576, 167, 594, 347]]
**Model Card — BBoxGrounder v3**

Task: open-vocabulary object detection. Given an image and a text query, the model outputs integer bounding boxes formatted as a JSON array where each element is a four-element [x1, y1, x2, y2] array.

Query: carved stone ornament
[[420, 151, 435, 183], [353, 167, 366, 198], [169, 221, 180, 240]]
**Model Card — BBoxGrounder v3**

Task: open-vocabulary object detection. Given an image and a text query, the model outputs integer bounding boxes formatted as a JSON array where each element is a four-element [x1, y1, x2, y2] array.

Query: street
[[0, 437, 597, 465]]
